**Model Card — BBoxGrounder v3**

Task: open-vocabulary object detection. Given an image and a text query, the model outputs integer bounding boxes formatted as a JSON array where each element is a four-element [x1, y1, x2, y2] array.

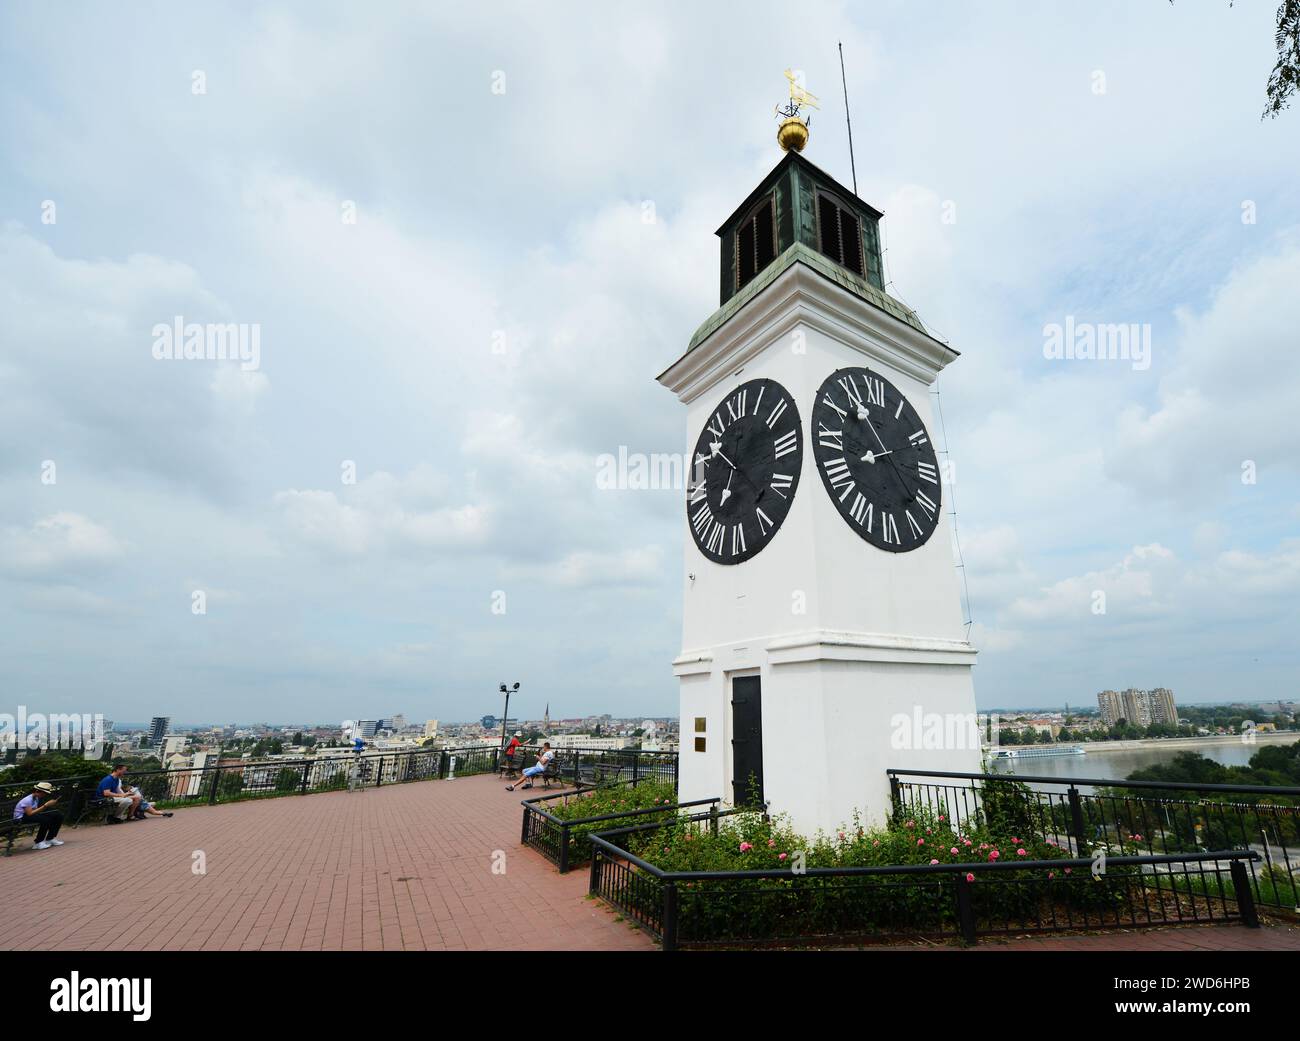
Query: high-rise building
[[1097, 688, 1176, 728], [147, 716, 171, 747], [424, 719, 439, 738], [1148, 688, 1177, 726]]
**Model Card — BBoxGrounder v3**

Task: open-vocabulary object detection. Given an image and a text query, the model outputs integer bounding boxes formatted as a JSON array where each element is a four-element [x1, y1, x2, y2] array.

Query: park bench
[[0, 796, 41, 855]]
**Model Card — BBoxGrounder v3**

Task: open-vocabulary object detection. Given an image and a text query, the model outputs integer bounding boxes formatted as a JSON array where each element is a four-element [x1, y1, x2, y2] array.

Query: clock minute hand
[[860, 449, 892, 463]]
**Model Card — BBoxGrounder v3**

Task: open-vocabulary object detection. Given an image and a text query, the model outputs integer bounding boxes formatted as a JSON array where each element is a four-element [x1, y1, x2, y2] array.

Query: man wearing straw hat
[[12, 781, 65, 850]]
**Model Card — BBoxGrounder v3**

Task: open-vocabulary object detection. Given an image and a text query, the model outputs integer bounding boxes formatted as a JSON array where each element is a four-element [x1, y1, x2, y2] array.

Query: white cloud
[[0, 512, 125, 577]]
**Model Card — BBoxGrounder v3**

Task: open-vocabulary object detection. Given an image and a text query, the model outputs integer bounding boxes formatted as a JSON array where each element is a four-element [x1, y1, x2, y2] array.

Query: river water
[[987, 735, 1294, 786]]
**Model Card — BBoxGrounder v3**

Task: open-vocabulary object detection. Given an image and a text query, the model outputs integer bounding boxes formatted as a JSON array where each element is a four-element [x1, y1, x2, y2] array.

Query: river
[[986, 733, 1298, 786]]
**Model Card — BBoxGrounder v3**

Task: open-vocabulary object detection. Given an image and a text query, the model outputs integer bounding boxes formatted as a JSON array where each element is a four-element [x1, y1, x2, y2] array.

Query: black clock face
[[686, 378, 802, 564], [810, 366, 941, 553]]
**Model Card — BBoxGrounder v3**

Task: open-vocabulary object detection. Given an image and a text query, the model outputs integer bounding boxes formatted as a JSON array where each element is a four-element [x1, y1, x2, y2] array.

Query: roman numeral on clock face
[[908, 429, 928, 447], [691, 502, 713, 535], [916, 461, 939, 485], [730, 524, 747, 556], [688, 481, 708, 504], [837, 375, 864, 411], [755, 506, 773, 536], [821, 394, 847, 421], [915, 489, 937, 518], [817, 422, 843, 451], [726, 391, 747, 424], [705, 521, 724, 555], [849, 493, 872, 531], [770, 473, 794, 499], [773, 428, 798, 459], [706, 414, 725, 439], [823, 457, 854, 501], [766, 398, 788, 429], [881, 513, 900, 545], [905, 510, 923, 538]]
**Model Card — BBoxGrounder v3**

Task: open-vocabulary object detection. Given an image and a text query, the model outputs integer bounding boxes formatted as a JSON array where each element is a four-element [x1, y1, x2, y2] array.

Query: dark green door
[[730, 676, 764, 807]]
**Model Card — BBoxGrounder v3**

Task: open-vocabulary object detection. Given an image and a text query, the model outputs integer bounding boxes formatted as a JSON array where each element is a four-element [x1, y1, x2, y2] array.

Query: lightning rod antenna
[[838, 41, 858, 195]]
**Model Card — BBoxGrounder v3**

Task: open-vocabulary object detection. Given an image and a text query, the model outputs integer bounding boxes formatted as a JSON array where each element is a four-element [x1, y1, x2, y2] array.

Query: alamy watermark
[[596, 447, 701, 490], [151, 316, 261, 371], [1043, 316, 1150, 371], [0, 708, 107, 758]]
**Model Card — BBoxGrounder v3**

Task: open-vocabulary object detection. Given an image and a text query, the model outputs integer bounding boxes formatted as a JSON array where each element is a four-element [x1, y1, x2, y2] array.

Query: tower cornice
[[657, 243, 959, 404]]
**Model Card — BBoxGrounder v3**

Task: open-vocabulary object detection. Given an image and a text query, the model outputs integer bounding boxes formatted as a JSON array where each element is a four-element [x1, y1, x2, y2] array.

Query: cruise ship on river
[[987, 746, 1087, 760]]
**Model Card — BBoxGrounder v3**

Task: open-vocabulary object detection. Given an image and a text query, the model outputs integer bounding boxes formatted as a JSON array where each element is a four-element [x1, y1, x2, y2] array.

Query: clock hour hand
[[719, 469, 734, 505], [860, 449, 892, 463], [710, 443, 738, 470]]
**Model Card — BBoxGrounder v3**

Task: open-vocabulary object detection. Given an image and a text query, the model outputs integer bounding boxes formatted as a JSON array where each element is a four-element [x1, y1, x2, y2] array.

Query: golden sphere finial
[[777, 117, 809, 153]]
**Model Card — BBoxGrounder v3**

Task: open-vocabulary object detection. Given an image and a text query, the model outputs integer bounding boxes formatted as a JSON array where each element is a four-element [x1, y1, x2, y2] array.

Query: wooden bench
[[497, 748, 528, 780], [0, 797, 41, 855]]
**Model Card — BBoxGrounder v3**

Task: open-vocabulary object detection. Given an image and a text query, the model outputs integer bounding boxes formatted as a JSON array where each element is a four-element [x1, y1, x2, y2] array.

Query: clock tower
[[657, 96, 981, 835]]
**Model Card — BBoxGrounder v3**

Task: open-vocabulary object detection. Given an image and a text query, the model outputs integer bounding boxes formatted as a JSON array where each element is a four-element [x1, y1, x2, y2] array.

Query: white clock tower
[[657, 106, 981, 836]]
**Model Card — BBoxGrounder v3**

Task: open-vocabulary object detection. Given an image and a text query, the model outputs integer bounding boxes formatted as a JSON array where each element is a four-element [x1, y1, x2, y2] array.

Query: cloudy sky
[[1, 1, 1297, 725]]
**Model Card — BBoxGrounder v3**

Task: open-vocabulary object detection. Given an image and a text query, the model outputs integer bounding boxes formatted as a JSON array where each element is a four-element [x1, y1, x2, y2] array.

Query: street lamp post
[[498, 682, 520, 756]]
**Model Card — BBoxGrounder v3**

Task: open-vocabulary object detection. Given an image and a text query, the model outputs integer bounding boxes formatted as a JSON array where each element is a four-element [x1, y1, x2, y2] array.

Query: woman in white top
[[12, 781, 65, 850]]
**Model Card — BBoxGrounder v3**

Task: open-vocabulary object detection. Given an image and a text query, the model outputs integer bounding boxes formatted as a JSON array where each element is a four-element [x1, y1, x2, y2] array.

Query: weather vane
[[775, 68, 819, 152]]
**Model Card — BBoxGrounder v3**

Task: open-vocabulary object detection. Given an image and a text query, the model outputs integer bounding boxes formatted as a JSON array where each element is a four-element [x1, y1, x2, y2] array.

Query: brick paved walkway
[[0, 773, 653, 951], [3, 774, 1295, 952]]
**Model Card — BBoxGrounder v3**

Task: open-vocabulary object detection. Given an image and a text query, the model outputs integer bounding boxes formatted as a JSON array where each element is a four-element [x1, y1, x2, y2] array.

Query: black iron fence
[[888, 768, 1300, 914], [588, 812, 1262, 950], [521, 785, 710, 874], [0, 744, 678, 825], [503, 745, 677, 789]]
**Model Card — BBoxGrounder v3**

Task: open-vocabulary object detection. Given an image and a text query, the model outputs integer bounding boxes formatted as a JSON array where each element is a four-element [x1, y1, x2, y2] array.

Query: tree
[[1264, 0, 1300, 116], [1174, 0, 1299, 117]]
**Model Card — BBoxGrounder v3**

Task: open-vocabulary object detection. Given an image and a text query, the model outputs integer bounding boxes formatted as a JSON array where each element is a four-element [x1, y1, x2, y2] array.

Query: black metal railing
[[0, 744, 679, 826], [588, 812, 1262, 950], [888, 768, 1300, 913], [521, 784, 710, 874]]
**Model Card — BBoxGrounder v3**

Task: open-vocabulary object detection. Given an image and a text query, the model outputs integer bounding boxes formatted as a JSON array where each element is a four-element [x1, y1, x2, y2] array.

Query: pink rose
[[929, 859, 939, 865], [768, 839, 776, 848], [988, 850, 999, 861], [917, 838, 925, 846], [938, 815, 946, 822], [778, 852, 788, 861], [965, 873, 975, 883], [1016, 848, 1027, 856], [739, 842, 752, 852], [950, 847, 959, 855]]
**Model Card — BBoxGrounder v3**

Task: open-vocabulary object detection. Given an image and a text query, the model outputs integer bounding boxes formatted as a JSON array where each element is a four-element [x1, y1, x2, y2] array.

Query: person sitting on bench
[[506, 742, 554, 791], [13, 781, 65, 850], [97, 763, 140, 823]]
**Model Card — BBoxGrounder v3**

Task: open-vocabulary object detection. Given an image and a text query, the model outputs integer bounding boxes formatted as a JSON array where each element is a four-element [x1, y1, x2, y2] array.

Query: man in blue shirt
[[13, 781, 64, 850], [97, 763, 140, 823]]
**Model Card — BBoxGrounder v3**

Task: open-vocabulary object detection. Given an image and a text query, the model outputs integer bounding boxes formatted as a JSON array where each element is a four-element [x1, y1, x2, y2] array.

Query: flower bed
[[520, 779, 688, 872], [587, 804, 1249, 948]]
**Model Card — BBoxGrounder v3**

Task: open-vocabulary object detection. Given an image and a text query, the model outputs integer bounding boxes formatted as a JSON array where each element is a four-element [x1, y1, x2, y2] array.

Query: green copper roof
[[686, 241, 936, 354]]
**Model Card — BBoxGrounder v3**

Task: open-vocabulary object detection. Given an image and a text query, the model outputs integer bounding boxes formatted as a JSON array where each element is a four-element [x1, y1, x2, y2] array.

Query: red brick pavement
[[0, 773, 653, 951], [4, 775, 1295, 952]]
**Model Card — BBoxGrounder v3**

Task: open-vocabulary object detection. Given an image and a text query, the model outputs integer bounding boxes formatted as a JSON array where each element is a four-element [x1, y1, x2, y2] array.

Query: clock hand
[[719, 469, 734, 505], [860, 449, 893, 463]]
